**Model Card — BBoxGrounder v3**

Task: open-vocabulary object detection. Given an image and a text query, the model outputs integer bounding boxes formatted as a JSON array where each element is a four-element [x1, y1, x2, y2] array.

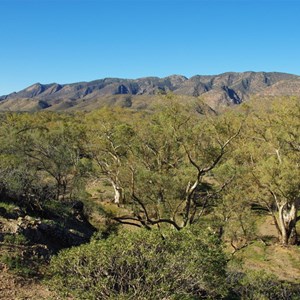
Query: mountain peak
[[0, 72, 299, 112]]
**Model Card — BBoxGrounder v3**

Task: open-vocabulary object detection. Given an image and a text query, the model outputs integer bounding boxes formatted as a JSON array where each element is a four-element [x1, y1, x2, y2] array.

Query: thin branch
[[112, 218, 143, 228], [148, 218, 182, 231], [230, 241, 252, 256], [275, 148, 282, 164], [201, 127, 241, 175], [16, 126, 49, 135]]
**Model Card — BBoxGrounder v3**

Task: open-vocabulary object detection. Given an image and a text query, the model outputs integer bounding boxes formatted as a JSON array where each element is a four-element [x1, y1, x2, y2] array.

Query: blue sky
[[0, 0, 299, 95]]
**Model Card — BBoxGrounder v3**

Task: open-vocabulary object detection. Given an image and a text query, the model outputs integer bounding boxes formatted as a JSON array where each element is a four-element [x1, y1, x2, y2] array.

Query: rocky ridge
[[0, 71, 299, 111]]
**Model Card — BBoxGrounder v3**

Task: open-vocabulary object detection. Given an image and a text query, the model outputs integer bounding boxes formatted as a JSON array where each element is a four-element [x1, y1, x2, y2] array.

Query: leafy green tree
[[85, 108, 136, 205], [0, 112, 88, 207], [232, 98, 300, 245], [110, 100, 241, 231]]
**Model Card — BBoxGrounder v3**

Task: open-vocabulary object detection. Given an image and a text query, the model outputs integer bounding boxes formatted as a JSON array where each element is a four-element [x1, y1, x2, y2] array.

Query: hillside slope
[[0, 72, 299, 111]]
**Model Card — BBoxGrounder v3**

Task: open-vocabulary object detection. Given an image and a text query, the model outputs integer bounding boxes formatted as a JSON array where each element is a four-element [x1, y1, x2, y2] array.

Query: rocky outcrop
[[0, 212, 96, 253], [0, 72, 299, 111]]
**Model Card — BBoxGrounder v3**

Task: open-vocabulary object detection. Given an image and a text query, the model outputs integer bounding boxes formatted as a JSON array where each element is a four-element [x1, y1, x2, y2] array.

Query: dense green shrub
[[48, 227, 228, 299], [227, 270, 300, 300]]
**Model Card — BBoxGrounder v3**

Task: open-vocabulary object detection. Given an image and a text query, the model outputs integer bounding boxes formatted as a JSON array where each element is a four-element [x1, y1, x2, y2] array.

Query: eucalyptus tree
[[0, 112, 87, 205], [85, 108, 136, 205], [248, 98, 300, 245], [111, 100, 242, 231], [230, 98, 300, 245]]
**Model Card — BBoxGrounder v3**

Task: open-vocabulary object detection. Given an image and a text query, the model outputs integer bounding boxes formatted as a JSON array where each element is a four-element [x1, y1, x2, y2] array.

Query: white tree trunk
[[111, 180, 122, 205], [278, 202, 298, 245]]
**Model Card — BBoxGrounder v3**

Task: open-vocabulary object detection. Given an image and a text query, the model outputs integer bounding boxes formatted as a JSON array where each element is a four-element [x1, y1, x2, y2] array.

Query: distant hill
[[0, 72, 299, 111]]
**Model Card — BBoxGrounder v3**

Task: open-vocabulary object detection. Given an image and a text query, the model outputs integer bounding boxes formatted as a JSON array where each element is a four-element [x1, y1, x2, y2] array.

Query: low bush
[[227, 270, 300, 300], [48, 227, 228, 299]]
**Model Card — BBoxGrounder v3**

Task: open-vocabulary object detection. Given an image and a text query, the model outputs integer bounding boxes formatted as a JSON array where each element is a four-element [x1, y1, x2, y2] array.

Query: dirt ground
[[233, 216, 300, 282], [0, 262, 57, 300]]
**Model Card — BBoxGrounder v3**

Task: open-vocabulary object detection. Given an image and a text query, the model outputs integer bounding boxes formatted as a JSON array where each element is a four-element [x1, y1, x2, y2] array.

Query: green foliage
[[0, 239, 46, 278], [0, 201, 18, 214], [0, 111, 90, 212], [43, 199, 71, 219], [0, 97, 299, 294], [230, 98, 300, 245], [1, 254, 35, 277], [3, 233, 29, 245], [227, 270, 300, 300], [48, 227, 228, 299]]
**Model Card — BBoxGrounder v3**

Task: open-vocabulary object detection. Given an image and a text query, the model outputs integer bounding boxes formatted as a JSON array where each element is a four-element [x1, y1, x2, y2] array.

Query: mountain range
[[1, 71, 300, 111]]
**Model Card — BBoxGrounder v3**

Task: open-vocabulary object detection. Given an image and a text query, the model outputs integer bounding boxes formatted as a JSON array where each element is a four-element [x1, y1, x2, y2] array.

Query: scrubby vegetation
[[49, 228, 228, 299], [0, 95, 299, 299]]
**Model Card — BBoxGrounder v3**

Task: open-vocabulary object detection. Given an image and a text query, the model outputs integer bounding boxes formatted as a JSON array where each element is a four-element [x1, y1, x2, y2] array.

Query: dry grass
[[230, 215, 300, 282]]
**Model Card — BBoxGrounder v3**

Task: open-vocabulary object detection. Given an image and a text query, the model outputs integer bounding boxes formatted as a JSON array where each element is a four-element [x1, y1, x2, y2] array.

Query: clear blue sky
[[0, 0, 299, 95]]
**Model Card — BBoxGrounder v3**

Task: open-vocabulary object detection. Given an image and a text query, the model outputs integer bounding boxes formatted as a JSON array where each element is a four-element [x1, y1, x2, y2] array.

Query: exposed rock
[[0, 72, 299, 112], [0, 217, 19, 236], [0, 210, 96, 252], [15, 216, 96, 251]]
